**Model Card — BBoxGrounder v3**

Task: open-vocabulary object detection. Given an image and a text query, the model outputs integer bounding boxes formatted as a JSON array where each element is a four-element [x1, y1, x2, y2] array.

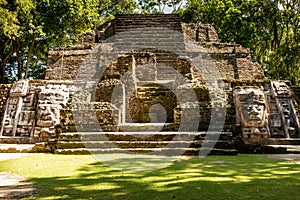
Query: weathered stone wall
[[45, 31, 96, 80], [199, 43, 265, 81], [96, 50, 192, 103], [45, 48, 93, 80], [95, 20, 116, 42], [174, 83, 233, 132], [129, 84, 177, 123], [57, 102, 119, 133], [95, 79, 119, 102], [0, 80, 73, 139], [182, 23, 219, 42], [182, 22, 265, 82]]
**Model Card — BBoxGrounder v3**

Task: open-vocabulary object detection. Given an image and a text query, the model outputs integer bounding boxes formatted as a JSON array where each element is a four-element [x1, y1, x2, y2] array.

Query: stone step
[[57, 132, 234, 142], [115, 21, 181, 25], [114, 41, 185, 46], [115, 22, 181, 26], [0, 136, 48, 144], [114, 34, 183, 39], [114, 28, 183, 35], [55, 131, 237, 155], [0, 142, 51, 153], [268, 145, 300, 154], [115, 23, 181, 29], [113, 44, 185, 52], [0, 144, 35, 153], [268, 138, 300, 145], [115, 26, 183, 34], [115, 29, 182, 34], [118, 123, 174, 132], [54, 147, 238, 156], [113, 43, 185, 49], [56, 140, 236, 149], [113, 39, 184, 44]]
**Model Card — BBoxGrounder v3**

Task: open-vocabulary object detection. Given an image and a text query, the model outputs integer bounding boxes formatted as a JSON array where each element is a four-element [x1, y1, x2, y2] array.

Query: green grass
[[0, 154, 300, 200]]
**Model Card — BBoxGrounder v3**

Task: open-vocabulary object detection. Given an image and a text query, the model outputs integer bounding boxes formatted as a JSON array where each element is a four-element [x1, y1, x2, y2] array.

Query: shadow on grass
[[28, 155, 300, 200]]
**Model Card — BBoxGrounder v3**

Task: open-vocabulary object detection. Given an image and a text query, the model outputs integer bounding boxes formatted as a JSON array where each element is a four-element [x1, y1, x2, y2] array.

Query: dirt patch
[[0, 153, 33, 161], [0, 172, 36, 199]]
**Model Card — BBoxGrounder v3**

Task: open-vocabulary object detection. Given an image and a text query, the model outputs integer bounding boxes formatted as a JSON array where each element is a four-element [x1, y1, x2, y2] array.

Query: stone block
[[10, 80, 28, 97]]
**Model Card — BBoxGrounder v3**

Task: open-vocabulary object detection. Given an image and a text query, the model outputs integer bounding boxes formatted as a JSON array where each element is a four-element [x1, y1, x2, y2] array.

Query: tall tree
[[0, 0, 141, 83], [0, 0, 99, 83], [96, 0, 138, 24], [0, 0, 35, 83], [181, 0, 300, 85]]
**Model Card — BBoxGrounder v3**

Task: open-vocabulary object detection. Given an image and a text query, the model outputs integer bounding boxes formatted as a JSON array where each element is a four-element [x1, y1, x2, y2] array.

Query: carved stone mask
[[235, 89, 266, 128]]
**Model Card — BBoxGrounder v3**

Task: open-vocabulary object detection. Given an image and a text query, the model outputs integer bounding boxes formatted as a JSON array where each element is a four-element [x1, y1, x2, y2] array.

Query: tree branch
[[24, 35, 36, 79], [0, 45, 15, 83]]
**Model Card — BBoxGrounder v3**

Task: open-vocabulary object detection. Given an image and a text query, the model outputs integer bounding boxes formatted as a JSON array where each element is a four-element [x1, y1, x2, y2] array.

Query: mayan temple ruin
[[0, 14, 299, 155]]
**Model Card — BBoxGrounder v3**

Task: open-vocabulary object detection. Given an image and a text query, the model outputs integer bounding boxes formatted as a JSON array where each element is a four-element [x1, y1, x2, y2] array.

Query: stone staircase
[[0, 137, 54, 153], [99, 14, 186, 55], [267, 138, 300, 153], [114, 14, 182, 33], [268, 145, 300, 154], [54, 131, 238, 156]]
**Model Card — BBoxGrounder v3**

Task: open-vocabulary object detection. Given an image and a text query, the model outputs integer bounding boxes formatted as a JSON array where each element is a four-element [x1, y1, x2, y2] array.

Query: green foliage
[[96, 0, 138, 24], [36, 0, 99, 46], [0, 0, 101, 83], [181, 0, 261, 47], [137, 0, 185, 13], [0, 0, 140, 83], [181, 0, 300, 85]]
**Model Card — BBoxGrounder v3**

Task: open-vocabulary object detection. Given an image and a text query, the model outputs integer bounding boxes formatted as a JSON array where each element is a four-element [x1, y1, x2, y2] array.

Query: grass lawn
[[0, 154, 300, 200]]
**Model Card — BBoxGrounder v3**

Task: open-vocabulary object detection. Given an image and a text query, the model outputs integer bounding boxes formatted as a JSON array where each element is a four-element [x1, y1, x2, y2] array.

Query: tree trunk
[[0, 62, 5, 84], [24, 36, 36, 79], [273, 20, 279, 50], [15, 39, 23, 80], [17, 50, 22, 80], [0, 48, 15, 83]]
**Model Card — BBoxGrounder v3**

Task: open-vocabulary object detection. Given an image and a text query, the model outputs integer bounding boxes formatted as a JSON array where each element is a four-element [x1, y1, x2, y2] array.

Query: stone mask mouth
[[249, 115, 262, 121]]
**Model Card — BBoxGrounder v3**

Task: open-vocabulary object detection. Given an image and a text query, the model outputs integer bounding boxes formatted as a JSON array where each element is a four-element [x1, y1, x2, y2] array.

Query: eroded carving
[[34, 84, 70, 137], [36, 104, 61, 127], [273, 81, 291, 97], [234, 88, 268, 144], [270, 81, 299, 138], [10, 80, 28, 97], [0, 82, 71, 138]]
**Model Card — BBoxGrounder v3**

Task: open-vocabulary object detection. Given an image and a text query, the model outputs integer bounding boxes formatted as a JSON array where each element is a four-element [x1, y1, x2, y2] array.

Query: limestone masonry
[[0, 14, 299, 154]]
